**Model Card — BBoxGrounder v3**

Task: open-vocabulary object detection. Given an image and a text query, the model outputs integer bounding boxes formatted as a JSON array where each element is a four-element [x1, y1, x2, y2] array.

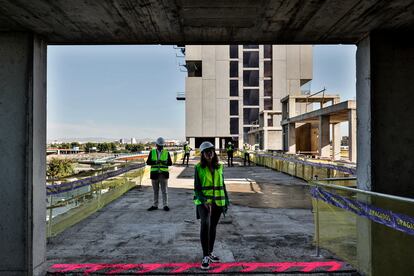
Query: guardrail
[[250, 152, 356, 182], [46, 151, 184, 237], [308, 180, 414, 275]]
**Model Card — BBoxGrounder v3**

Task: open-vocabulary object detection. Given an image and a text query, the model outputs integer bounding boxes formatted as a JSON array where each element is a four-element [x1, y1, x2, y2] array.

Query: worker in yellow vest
[[226, 141, 234, 167], [146, 137, 172, 211], [243, 143, 251, 166], [194, 141, 229, 270], [182, 141, 192, 167]]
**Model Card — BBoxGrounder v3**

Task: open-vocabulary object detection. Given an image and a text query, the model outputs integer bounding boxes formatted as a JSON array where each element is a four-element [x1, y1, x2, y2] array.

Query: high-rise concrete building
[[183, 45, 312, 150]]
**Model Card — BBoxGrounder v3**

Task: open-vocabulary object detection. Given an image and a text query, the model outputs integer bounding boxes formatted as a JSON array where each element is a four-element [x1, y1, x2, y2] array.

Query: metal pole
[[315, 197, 320, 257], [48, 195, 53, 237]]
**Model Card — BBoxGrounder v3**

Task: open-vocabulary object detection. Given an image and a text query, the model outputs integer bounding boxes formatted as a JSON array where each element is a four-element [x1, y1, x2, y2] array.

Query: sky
[[47, 45, 356, 141]]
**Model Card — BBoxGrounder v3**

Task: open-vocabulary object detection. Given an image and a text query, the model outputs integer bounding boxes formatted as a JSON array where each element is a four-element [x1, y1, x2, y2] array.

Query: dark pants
[[244, 152, 250, 166], [227, 152, 233, 167], [197, 204, 223, 257], [182, 153, 190, 166]]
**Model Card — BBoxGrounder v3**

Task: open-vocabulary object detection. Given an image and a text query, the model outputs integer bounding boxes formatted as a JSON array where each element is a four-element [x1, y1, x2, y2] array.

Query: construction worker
[[194, 141, 229, 270], [226, 141, 234, 167], [243, 143, 251, 166], [146, 137, 172, 211], [182, 141, 192, 167]]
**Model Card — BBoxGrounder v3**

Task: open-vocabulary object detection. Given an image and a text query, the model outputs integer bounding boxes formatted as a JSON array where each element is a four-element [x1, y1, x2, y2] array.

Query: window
[[264, 45, 272, 58], [243, 89, 259, 106], [264, 61, 272, 77], [230, 80, 238, 96], [230, 45, 238, 59], [186, 61, 202, 77], [230, 118, 239, 134], [243, 108, 259, 124], [230, 61, 238, 77], [243, 127, 250, 142], [243, 70, 259, 87], [230, 100, 239, 115], [264, 80, 272, 97], [243, 51, 259, 68], [264, 98, 272, 110], [243, 45, 259, 49]]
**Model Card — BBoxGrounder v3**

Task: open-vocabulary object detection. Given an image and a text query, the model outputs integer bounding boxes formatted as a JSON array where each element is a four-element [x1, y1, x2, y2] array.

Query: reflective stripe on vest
[[150, 149, 169, 173], [194, 163, 226, 206]]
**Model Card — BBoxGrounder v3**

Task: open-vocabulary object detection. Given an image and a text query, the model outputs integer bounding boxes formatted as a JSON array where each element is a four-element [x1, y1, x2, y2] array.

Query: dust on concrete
[[46, 157, 347, 272]]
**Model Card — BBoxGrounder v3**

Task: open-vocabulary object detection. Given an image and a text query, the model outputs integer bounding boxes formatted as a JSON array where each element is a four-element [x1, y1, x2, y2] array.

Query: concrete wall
[[0, 33, 47, 275], [185, 77, 202, 137], [357, 32, 414, 276], [186, 45, 230, 139], [268, 130, 283, 150]]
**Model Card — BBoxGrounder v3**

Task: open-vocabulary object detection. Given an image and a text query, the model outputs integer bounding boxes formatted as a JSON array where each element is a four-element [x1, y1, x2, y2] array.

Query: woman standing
[[194, 141, 229, 270]]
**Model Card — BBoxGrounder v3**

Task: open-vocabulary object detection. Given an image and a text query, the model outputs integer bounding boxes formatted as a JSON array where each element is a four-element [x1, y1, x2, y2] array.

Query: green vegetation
[[125, 144, 144, 152], [47, 158, 75, 180]]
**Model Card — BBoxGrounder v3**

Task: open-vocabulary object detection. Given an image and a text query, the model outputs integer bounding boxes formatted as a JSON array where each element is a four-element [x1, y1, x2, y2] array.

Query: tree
[[97, 143, 109, 152], [58, 143, 71, 149], [70, 142, 80, 148], [109, 142, 117, 152], [126, 144, 144, 152], [47, 158, 75, 181], [84, 142, 97, 152]]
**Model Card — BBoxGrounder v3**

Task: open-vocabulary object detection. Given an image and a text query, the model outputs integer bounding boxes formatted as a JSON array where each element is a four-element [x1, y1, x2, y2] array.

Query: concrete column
[[318, 115, 330, 158], [288, 98, 296, 118], [0, 33, 47, 275], [356, 32, 414, 276], [263, 129, 268, 151], [332, 123, 341, 160], [189, 138, 195, 149], [215, 137, 220, 150], [287, 123, 296, 153], [348, 109, 357, 162]]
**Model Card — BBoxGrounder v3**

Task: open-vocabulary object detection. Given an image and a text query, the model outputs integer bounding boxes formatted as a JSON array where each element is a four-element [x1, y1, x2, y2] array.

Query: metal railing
[[309, 179, 414, 275]]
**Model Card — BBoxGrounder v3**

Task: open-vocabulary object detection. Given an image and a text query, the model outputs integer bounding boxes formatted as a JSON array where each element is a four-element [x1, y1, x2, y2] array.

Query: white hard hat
[[199, 141, 214, 153], [156, 137, 165, 146], [228, 141, 232, 145], [185, 141, 188, 144]]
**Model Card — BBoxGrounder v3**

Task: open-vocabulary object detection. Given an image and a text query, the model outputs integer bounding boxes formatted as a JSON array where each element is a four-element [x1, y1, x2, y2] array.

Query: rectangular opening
[[186, 61, 202, 77], [264, 98, 272, 110], [264, 60, 272, 77], [243, 108, 259, 124], [230, 61, 238, 77], [264, 80, 272, 97], [243, 70, 259, 87], [230, 80, 238, 96], [230, 45, 238, 59], [264, 45, 272, 59], [243, 51, 259, 68], [243, 89, 259, 106], [230, 100, 239, 115], [230, 118, 239, 134]]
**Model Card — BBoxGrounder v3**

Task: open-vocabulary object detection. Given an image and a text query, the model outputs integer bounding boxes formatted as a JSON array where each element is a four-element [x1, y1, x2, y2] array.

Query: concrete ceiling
[[0, 0, 413, 44]]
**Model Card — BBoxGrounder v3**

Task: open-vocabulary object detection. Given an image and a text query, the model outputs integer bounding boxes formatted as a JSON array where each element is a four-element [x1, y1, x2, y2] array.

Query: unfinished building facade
[[183, 45, 313, 150]]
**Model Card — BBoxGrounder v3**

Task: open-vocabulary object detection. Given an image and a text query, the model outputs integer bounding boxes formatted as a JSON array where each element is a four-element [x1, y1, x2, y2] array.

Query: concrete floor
[[46, 158, 354, 275]]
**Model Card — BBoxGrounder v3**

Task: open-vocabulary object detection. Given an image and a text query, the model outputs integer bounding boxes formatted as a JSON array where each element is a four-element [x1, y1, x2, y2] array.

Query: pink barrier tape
[[49, 261, 349, 275]]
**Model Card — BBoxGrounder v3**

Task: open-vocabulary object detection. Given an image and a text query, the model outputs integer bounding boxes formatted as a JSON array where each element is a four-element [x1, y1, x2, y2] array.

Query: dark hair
[[200, 150, 220, 169]]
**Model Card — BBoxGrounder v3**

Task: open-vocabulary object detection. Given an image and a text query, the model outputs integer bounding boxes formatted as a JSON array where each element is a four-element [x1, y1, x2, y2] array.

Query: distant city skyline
[[47, 45, 356, 141]]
